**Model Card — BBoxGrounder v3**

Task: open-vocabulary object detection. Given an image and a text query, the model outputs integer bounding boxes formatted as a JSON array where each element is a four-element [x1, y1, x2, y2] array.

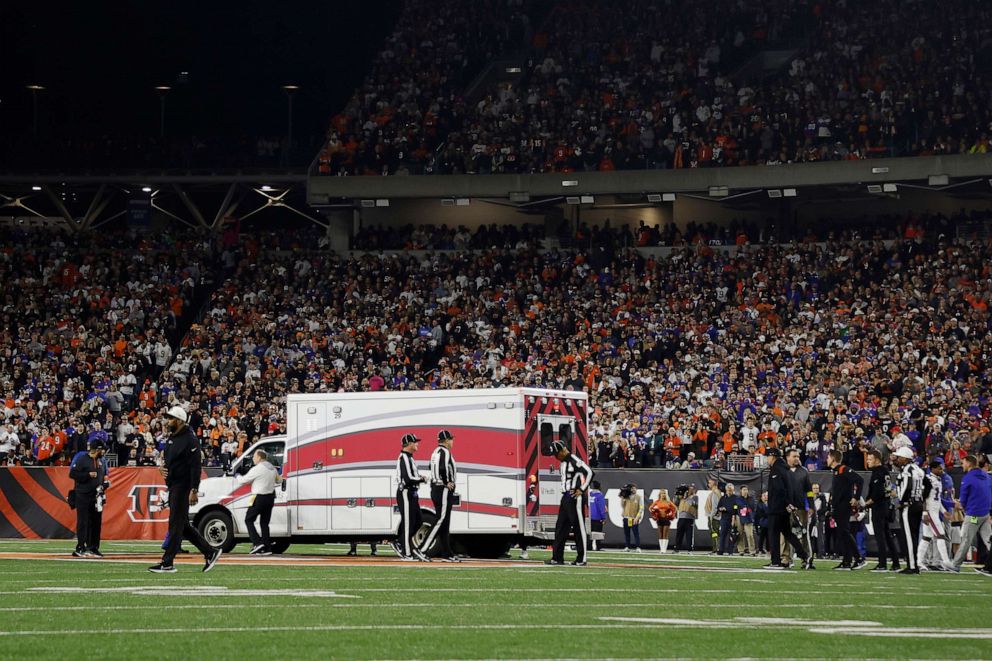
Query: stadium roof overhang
[[0, 172, 323, 232], [306, 154, 992, 209]]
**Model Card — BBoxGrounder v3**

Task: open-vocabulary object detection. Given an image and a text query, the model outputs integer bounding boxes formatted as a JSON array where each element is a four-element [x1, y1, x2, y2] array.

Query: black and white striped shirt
[[396, 452, 422, 490], [430, 445, 457, 485], [560, 454, 593, 494], [898, 462, 925, 504]]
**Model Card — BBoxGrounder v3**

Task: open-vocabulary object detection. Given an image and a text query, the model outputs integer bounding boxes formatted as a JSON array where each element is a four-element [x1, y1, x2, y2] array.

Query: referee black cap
[[437, 429, 454, 443], [401, 433, 421, 446]]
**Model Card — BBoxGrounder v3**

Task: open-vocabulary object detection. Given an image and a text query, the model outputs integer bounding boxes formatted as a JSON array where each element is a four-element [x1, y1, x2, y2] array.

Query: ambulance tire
[[452, 535, 512, 559], [413, 510, 438, 555], [269, 539, 291, 554], [197, 510, 238, 553]]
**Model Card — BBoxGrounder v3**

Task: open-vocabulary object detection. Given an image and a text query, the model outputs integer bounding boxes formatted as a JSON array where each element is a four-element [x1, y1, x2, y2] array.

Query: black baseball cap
[[437, 430, 454, 443], [88, 439, 106, 450], [766, 448, 782, 458], [401, 433, 421, 446]]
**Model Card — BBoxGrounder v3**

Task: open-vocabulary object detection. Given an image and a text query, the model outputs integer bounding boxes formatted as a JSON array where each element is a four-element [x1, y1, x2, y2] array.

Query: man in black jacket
[[149, 406, 221, 573], [68, 439, 107, 558], [827, 449, 866, 570], [763, 448, 810, 569], [864, 449, 900, 572]]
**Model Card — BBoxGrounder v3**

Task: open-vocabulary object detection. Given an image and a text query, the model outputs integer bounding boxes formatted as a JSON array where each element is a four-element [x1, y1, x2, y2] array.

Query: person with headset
[[545, 440, 593, 567], [395, 433, 429, 562], [419, 429, 459, 562]]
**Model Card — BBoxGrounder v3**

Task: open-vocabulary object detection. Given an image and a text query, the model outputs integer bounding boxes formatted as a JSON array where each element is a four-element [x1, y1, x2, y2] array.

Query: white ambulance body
[[190, 388, 590, 557]]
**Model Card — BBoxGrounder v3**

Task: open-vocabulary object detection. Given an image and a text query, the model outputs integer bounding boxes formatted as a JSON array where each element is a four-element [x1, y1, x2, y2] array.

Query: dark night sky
[[0, 1, 400, 140]]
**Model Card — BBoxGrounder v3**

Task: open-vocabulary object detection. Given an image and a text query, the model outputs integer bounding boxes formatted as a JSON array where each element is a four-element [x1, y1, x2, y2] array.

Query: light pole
[[26, 85, 45, 135], [282, 84, 299, 162], [154, 86, 171, 138]]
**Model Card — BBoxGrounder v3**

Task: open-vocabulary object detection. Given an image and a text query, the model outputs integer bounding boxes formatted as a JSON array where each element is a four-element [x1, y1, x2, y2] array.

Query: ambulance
[[189, 388, 591, 558]]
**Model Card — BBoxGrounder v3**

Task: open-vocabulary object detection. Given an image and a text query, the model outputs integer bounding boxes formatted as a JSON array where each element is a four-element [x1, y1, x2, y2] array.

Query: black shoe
[[570, 560, 588, 566], [898, 568, 920, 575], [148, 563, 176, 573], [544, 559, 564, 566], [177, 548, 191, 554], [346, 550, 357, 557], [870, 565, 888, 573], [975, 568, 992, 577], [762, 563, 787, 570], [203, 548, 222, 573], [439, 556, 461, 563], [852, 559, 867, 570], [88, 549, 104, 558], [802, 558, 815, 570], [71, 550, 85, 558], [833, 564, 852, 570]]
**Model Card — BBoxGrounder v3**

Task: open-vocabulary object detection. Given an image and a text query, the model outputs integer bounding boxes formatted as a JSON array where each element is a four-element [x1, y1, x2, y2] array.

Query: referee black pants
[[900, 503, 923, 570], [245, 492, 276, 549], [870, 506, 900, 568], [396, 489, 422, 557], [552, 493, 587, 564], [419, 485, 454, 558], [75, 493, 100, 552]]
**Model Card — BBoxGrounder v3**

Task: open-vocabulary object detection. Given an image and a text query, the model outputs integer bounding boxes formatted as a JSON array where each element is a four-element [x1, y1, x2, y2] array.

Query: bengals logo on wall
[[127, 485, 170, 522]]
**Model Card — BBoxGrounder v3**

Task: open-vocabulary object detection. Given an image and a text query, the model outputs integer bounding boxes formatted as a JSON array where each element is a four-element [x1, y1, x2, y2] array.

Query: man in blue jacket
[[945, 455, 991, 572], [588, 481, 606, 551]]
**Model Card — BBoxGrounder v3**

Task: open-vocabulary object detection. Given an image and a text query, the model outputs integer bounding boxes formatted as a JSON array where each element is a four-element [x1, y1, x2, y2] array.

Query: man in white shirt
[[235, 449, 283, 555]]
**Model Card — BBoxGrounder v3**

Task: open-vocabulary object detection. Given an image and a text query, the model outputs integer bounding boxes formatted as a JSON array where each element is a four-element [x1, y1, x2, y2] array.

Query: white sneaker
[[519, 551, 529, 560], [249, 545, 265, 555], [624, 547, 631, 553], [636, 548, 643, 554]]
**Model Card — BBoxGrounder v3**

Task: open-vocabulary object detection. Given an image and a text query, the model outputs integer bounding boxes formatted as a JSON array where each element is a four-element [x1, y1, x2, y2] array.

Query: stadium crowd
[[2, 209, 990, 476], [317, 0, 992, 174]]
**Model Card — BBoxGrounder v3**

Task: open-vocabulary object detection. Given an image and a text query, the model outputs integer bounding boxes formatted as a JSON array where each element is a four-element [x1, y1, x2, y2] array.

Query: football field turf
[[0, 540, 989, 660]]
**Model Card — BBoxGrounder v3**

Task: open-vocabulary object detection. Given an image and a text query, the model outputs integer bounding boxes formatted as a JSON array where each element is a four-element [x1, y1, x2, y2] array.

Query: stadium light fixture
[[579, 195, 594, 204], [441, 198, 455, 207], [455, 198, 470, 206], [708, 186, 729, 197], [360, 199, 376, 208], [375, 199, 389, 207], [646, 194, 662, 203], [31, 186, 42, 191], [261, 185, 274, 192], [141, 187, 153, 193], [561, 180, 579, 187], [565, 196, 580, 205], [505, 66, 521, 74], [509, 191, 530, 203], [882, 183, 898, 193], [767, 189, 783, 198], [662, 193, 676, 202], [282, 85, 300, 91], [928, 174, 949, 186], [866, 185, 883, 194], [871, 166, 890, 174], [783, 188, 797, 197]]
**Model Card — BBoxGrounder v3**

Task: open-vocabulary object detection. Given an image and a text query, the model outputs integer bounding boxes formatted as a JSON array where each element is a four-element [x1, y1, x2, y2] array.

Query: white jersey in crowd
[[235, 460, 280, 495]]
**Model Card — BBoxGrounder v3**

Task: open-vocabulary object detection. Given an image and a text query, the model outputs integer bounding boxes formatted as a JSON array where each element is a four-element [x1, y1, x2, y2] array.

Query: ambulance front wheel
[[197, 510, 237, 553]]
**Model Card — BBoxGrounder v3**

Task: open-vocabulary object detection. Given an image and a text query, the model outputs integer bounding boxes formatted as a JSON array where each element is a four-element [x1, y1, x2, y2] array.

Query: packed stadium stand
[[315, 0, 992, 175], [3, 210, 990, 471]]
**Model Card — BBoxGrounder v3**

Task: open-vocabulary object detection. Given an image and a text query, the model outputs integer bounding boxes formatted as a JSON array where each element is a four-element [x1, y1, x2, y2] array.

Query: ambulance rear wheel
[[269, 540, 291, 554], [413, 511, 439, 555], [197, 510, 237, 553]]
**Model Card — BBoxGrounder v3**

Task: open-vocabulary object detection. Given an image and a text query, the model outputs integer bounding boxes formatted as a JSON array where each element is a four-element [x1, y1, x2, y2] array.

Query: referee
[[395, 433, 429, 562], [236, 449, 283, 555], [149, 406, 222, 574], [545, 441, 593, 567], [419, 429, 458, 562]]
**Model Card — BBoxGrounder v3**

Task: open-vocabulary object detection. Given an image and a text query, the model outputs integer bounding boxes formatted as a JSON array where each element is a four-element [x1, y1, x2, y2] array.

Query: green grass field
[[0, 540, 989, 660]]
